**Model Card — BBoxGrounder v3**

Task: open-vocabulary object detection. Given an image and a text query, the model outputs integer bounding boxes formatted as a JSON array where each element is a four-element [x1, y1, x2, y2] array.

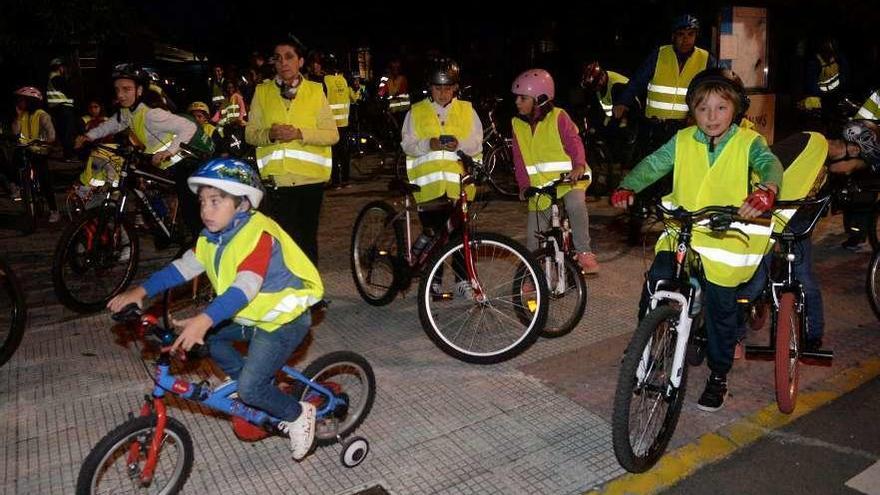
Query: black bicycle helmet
[[428, 58, 460, 86], [686, 68, 750, 120], [111, 63, 149, 86], [672, 14, 700, 31]]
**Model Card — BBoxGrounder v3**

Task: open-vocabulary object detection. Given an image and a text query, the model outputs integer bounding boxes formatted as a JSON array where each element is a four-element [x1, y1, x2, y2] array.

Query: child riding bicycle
[[612, 68, 784, 412], [107, 157, 324, 461]]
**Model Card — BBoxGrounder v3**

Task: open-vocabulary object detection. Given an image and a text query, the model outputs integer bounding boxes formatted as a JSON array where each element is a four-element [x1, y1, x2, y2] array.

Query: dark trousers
[[49, 106, 77, 159], [639, 251, 740, 376], [171, 159, 202, 241], [331, 127, 351, 185], [268, 184, 324, 265]]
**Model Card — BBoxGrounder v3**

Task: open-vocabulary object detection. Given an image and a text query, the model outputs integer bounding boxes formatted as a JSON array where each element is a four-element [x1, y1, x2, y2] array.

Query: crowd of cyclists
[[3, 11, 880, 465]]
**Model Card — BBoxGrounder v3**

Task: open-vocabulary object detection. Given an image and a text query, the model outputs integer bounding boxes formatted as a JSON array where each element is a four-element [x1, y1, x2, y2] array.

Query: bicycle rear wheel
[[531, 248, 586, 338], [52, 208, 140, 313], [774, 292, 801, 414], [867, 250, 880, 322], [0, 259, 26, 367], [418, 232, 547, 364], [350, 201, 404, 306], [612, 305, 687, 473], [484, 141, 518, 198]]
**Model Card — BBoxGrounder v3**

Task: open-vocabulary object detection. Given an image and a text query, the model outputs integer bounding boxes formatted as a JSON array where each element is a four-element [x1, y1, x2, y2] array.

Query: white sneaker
[[279, 402, 316, 461], [48, 211, 61, 223]]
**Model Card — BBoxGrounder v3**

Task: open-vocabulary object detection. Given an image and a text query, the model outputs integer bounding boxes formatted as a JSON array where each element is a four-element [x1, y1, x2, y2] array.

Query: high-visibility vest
[[405, 98, 478, 204], [253, 79, 333, 183], [857, 90, 880, 120], [79, 144, 124, 187], [16, 109, 50, 143], [128, 105, 183, 169], [599, 71, 629, 118], [816, 54, 840, 93], [772, 132, 828, 234], [645, 45, 709, 120], [218, 96, 243, 126], [46, 71, 74, 108], [195, 211, 323, 331], [382, 75, 410, 113], [512, 107, 589, 211], [325, 74, 353, 128], [210, 79, 225, 107], [658, 126, 771, 287]]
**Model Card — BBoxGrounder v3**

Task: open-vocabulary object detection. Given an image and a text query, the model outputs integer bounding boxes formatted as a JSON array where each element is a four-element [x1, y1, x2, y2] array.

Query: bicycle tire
[[290, 351, 376, 446], [866, 250, 880, 322], [18, 166, 37, 235], [531, 248, 587, 338], [870, 207, 880, 251], [774, 292, 800, 414], [350, 201, 404, 306], [612, 305, 687, 473], [0, 259, 27, 367], [484, 142, 519, 198], [417, 232, 547, 364], [52, 208, 140, 313], [76, 414, 193, 495]]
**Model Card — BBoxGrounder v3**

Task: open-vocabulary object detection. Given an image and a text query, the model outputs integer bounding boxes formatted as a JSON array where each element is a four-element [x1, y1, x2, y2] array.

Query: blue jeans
[[737, 239, 824, 339], [207, 313, 311, 421]]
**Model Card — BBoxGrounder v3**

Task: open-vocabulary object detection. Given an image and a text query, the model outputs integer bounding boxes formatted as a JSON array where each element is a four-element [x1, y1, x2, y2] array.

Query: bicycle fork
[[129, 395, 167, 485], [643, 290, 693, 390]]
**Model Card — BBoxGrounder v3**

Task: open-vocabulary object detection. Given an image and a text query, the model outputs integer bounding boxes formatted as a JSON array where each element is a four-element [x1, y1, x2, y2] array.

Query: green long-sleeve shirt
[[620, 124, 783, 193]]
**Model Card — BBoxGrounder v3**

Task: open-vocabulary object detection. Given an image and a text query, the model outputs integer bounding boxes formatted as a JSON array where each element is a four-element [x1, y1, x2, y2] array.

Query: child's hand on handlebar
[[169, 313, 213, 352], [107, 286, 147, 313], [151, 150, 173, 166], [611, 188, 635, 209], [738, 184, 777, 219]]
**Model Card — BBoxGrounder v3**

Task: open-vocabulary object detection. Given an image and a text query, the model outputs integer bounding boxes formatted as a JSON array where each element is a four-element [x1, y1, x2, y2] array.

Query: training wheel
[[340, 436, 369, 468]]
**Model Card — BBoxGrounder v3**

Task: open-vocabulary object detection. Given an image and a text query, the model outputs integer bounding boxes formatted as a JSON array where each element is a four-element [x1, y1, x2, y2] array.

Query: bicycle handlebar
[[523, 174, 573, 199], [654, 202, 773, 228], [112, 303, 209, 359]]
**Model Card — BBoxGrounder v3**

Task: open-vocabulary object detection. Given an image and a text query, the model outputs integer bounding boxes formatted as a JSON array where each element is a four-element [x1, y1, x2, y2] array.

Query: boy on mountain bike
[[611, 68, 784, 411], [108, 158, 324, 461]]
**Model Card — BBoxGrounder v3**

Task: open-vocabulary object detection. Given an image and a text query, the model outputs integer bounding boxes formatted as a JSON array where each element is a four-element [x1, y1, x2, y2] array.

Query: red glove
[[745, 185, 776, 213], [611, 188, 635, 209]]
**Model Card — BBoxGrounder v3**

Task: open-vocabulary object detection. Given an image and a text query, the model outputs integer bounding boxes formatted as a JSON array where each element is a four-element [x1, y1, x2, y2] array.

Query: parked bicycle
[[1, 136, 52, 234], [612, 202, 769, 473], [0, 257, 26, 367], [479, 99, 519, 199], [76, 304, 375, 494], [743, 196, 834, 414], [51, 141, 197, 313], [350, 151, 548, 364]]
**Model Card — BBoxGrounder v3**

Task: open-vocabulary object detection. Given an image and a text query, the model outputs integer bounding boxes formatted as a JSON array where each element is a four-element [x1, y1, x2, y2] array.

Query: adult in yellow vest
[[380, 58, 410, 117], [581, 61, 630, 125], [401, 58, 483, 254], [856, 89, 880, 120], [10, 86, 60, 222], [612, 69, 783, 412], [75, 64, 200, 237], [510, 69, 599, 274], [307, 51, 362, 188], [245, 37, 339, 265], [803, 37, 849, 128], [581, 61, 638, 169], [107, 157, 323, 461], [47, 58, 77, 161], [614, 14, 716, 146], [209, 64, 226, 113]]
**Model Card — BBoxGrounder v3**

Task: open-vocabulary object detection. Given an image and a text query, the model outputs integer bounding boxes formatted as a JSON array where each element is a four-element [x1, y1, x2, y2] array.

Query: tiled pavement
[[1, 177, 878, 494]]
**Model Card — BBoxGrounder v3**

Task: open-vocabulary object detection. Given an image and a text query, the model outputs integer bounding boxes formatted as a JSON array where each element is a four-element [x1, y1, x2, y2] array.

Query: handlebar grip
[[112, 303, 143, 322]]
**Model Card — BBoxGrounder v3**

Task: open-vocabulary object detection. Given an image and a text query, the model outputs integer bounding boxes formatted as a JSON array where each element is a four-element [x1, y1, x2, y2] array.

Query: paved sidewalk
[[1, 178, 879, 494]]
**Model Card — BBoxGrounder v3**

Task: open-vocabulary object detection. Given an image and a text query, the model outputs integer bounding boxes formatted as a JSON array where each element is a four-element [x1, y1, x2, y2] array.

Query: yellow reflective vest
[[599, 71, 629, 119], [405, 98, 478, 204], [194, 211, 323, 331], [253, 79, 333, 184], [16, 109, 50, 143], [128, 105, 183, 169], [47, 71, 74, 108], [857, 90, 880, 120], [816, 54, 841, 93], [512, 108, 589, 211], [646, 45, 709, 120], [324, 74, 359, 128], [658, 126, 771, 287], [772, 132, 828, 234]]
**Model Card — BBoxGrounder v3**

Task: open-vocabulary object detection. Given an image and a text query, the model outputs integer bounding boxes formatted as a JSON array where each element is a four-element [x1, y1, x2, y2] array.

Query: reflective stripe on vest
[[817, 55, 841, 93], [47, 73, 74, 107], [857, 91, 880, 120], [645, 46, 708, 120], [658, 126, 769, 286], [253, 79, 333, 183], [195, 211, 323, 331], [130, 106, 182, 169], [512, 107, 587, 211], [325, 74, 353, 127], [600, 71, 629, 117], [405, 99, 477, 203], [16, 110, 49, 143]]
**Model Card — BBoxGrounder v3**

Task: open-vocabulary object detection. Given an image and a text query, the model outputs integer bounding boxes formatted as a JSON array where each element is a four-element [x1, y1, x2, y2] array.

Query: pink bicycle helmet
[[511, 69, 555, 101], [14, 86, 43, 101]]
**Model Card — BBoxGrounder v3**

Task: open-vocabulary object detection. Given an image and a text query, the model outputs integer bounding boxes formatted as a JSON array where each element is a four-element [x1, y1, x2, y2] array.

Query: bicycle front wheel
[[350, 201, 404, 306], [52, 208, 140, 313], [0, 259, 26, 367], [612, 305, 687, 473], [867, 250, 880, 322], [76, 415, 193, 495], [532, 248, 587, 338], [774, 292, 801, 414], [418, 232, 547, 364]]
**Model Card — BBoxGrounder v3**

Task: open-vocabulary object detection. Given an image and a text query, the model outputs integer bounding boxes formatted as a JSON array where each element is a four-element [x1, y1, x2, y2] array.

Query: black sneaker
[[697, 373, 728, 412]]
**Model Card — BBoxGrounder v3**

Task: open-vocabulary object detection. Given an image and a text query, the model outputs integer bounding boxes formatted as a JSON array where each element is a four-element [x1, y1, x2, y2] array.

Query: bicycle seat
[[388, 177, 421, 195]]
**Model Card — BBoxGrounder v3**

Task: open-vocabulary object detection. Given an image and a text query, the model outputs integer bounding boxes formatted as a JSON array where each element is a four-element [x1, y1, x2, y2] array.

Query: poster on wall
[[719, 6, 769, 90], [744, 93, 775, 144]]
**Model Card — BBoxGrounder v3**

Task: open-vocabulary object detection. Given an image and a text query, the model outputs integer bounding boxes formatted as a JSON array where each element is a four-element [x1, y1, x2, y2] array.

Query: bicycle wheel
[[870, 208, 880, 251], [532, 248, 586, 338], [291, 351, 376, 446], [612, 305, 687, 473], [774, 292, 801, 414], [52, 208, 140, 313], [18, 166, 37, 235], [867, 250, 880, 322], [484, 142, 519, 198], [350, 201, 403, 306], [418, 232, 547, 364], [76, 414, 193, 495], [0, 259, 26, 367]]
